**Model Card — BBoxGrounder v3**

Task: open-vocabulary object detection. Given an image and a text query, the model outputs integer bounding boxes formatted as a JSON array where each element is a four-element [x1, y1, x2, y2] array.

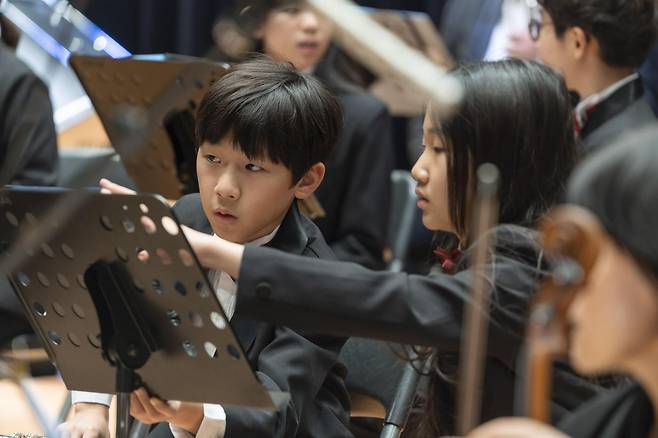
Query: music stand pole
[[84, 260, 156, 438]]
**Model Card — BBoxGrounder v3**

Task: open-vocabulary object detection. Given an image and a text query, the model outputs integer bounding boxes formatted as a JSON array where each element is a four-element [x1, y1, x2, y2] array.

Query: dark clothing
[[438, 0, 502, 62], [640, 45, 658, 116], [235, 225, 601, 433], [0, 41, 59, 186], [579, 76, 656, 154], [0, 41, 59, 347], [172, 194, 352, 438], [559, 383, 654, 438], [313, 90, 394, 270]]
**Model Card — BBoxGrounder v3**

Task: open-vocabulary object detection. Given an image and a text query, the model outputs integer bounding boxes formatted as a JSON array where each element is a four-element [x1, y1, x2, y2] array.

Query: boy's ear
[[566, 26, 589, 61], [294, 163, 325, 199]]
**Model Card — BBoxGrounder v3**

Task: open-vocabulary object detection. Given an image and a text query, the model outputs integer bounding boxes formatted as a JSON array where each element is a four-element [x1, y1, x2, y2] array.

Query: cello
[[524, 205, 605, 422]]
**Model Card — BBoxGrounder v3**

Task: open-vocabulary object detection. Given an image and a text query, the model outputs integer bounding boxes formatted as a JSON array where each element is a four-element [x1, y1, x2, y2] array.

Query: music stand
[[69, 54, 229, 200], [0, 187, 282, 438]]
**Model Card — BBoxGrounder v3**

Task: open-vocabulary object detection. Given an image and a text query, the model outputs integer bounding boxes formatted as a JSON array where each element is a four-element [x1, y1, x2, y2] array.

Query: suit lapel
[[265, 202, 309, 255], [232, 203, 310, 354], [581, 77, 646, 139]]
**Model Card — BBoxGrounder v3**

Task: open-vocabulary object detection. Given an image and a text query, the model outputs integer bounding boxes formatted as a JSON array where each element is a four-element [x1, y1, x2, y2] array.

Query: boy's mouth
[[214, 210, 237, 221], [297, 40, 320, 54]]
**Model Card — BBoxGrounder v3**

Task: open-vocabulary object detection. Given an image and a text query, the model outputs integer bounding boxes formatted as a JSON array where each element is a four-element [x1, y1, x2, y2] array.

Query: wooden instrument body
[[527, 205, 606, 421]]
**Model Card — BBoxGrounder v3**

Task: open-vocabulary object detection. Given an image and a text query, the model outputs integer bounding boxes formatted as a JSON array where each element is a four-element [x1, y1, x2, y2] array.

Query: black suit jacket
[[170, 194, 352, 438], [0, 41, 58, 186], [313, 89, 394, 271], [579, 77, 656, 155], [559, 383, 653, 438], [235, 225, 601, 432]]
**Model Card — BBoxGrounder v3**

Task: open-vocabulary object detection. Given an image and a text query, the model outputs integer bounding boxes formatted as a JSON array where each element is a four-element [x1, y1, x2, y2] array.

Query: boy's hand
[[57, 403, 110, 438], [99, 178, 137, 195], [466, 417, 571, 438], [130, 388, 203, 433]]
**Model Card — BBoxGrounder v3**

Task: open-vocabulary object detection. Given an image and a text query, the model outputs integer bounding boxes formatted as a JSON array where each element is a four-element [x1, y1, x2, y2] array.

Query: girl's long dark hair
[[413, 59, 576, 436], [435, 59, 576, 244]]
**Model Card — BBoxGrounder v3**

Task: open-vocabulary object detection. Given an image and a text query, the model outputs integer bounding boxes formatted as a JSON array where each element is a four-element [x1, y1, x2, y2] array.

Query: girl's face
[[411, 111, 455, 233], [568, 236, 658, 375], [257, 4, 334, 71]]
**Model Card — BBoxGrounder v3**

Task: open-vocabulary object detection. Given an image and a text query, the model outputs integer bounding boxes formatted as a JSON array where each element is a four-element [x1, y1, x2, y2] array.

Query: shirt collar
[[574, 73, 640, 128], [210, 225, 280, 248]]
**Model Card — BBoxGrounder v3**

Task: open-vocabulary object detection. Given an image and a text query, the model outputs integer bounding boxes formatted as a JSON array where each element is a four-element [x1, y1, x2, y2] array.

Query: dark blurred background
[[68, 0, 447, 57]]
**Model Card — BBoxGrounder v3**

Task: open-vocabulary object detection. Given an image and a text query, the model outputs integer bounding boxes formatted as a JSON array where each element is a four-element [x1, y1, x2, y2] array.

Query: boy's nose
[[214, 174, 240, 200], [299, 10, 320, 32]]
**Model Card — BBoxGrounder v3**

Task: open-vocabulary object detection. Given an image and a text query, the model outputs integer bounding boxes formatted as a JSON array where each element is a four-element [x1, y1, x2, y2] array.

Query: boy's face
[[258, 4, 334, 71], [535, 9, 579, 91], [196, 138, 298, 244]]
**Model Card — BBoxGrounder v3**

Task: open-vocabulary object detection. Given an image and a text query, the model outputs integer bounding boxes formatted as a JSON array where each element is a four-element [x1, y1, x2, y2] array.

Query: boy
[[59, 57, 352, 438], [532, 0, 656, 153]]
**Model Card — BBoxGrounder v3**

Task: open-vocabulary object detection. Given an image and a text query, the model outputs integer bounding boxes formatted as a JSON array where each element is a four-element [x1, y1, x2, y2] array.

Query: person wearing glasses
[[529, 0, 656, 154]]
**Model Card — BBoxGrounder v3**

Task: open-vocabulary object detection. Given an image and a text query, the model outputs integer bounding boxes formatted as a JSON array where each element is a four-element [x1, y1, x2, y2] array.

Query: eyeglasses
[[528, 17, 553, 41]]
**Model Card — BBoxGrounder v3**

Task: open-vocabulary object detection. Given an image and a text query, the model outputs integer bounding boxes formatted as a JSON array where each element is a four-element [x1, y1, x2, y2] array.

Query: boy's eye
[[246, 164, 263, 172], [279, 5, 302, 14], [205, 154, 220, 164]]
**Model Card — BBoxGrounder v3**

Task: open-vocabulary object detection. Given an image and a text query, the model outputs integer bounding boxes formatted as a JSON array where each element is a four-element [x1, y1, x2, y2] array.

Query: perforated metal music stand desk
[[0, 187, 281, 438], [69, 54, 228, 200]]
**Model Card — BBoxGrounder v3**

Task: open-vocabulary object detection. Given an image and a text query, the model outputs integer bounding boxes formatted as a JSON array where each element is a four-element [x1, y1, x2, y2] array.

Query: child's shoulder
[[172, 193, 212, 235], [296, 210, 337, 261]]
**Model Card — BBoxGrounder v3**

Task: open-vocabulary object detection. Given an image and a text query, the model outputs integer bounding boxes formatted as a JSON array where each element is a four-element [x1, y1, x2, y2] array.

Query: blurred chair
[[384, 170, 419, 273], [58, 148, 136, 190], [341, 170, 429, 438], [0, 333, 71, 436]]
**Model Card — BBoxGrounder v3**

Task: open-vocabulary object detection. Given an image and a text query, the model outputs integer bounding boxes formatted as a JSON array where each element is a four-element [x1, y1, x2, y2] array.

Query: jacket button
[[255, 282, 272, 300]]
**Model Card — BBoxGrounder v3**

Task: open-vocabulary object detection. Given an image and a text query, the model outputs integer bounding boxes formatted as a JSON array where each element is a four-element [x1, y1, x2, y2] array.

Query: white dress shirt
[[72, 226, 279, 438], [483, 0, 533, 61]]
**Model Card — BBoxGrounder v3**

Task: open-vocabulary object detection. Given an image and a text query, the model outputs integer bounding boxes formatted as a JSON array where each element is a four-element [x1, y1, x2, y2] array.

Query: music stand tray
[[0, 187, 279, 434]]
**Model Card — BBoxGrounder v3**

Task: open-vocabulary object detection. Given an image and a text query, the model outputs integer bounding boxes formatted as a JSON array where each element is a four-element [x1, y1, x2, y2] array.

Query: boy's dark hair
[[539, 0, 656, 68], [195, 55, 343, 182]]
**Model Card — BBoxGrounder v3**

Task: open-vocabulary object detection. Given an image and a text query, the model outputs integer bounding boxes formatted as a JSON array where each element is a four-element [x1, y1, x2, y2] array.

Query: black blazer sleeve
[[0, 44, 58, 186], [236, 226, 539, 369]]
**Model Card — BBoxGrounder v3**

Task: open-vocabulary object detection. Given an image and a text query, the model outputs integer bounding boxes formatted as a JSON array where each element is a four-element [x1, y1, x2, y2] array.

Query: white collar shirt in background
[[484, 0, 532, 61]]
